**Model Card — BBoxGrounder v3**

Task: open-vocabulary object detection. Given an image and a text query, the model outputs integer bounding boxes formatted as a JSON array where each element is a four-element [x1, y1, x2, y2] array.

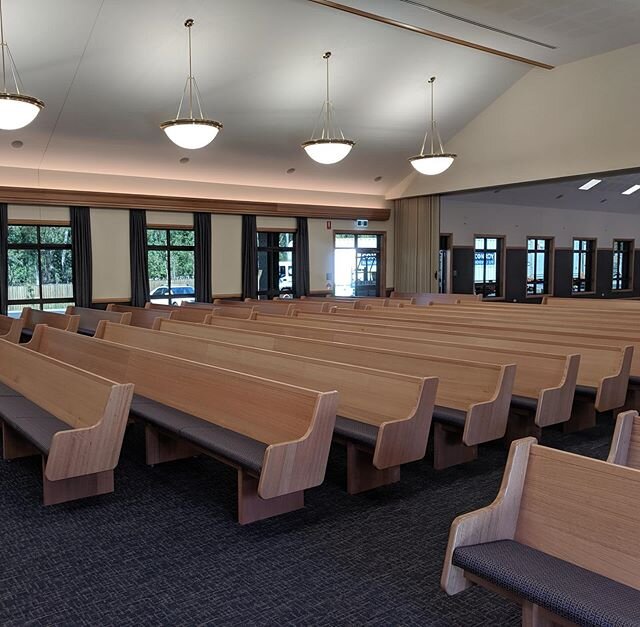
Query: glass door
[[257, 232, 295, 299], [334, 232, 382, 297]]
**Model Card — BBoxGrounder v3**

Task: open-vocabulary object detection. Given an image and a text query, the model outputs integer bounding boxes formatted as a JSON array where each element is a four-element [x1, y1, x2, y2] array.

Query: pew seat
[[452, 540, 640, 627], [130, 396, 266, 474], [19, 307, 80, 341]]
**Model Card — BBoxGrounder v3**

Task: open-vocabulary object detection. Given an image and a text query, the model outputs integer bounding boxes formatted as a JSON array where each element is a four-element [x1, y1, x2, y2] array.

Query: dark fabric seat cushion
[[453, 540, 640, 627], [0, 396, 72, 454], [433, 406, 466, 429], [334, 416, 378, 449], [130, 396, 266, 474], [0, 382, 21, 397], [77, 327, 95, 337], [575, 385, 597, 400], [628, 375, 640, 386], [510, 395, 538, 412], [19, 328, 33, 343]]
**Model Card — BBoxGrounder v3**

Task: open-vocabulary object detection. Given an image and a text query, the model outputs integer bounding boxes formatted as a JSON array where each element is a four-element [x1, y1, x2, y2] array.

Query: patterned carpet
[[0, 418, 615, 626]]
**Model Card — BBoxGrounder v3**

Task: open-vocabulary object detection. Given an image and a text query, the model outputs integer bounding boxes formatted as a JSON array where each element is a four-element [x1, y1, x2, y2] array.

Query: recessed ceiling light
[[179, 157, 190, 164], [286, 168, 296, 174], [578, 179, 602, 190], [374, 176, 383, 182], [600, 199, 607, 203], [622, 184, 640, 196], [555, 194, 564, 199], [10, 140, 23, 148]]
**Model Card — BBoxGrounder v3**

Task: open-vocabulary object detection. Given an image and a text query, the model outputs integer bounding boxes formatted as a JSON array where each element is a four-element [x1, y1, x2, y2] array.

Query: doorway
[[334, 232, 384, 297], [439, 234, 452, 293], [257, 231, 295, 299]]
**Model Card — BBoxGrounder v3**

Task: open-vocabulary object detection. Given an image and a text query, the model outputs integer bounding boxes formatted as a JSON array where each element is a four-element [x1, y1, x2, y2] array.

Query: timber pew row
[[151, 317, 517, 469], [144, 302, 214, 323], [19, 307, 79, 341], [25, 325, 339, 524], [106, 303, 172, 328], [65, 306, 132, 336], [441, 437, 640, 626], [247, 310, 632, 425], [157, 316, 578, 440], [0, 313, 23, 342], [608, 410, 640, 469], [543, 295, 640, 310], [0, 339, 134, 505], [211, 298, 331, 314], [391, 291, 483, 305], [97, 321, 443, 482]]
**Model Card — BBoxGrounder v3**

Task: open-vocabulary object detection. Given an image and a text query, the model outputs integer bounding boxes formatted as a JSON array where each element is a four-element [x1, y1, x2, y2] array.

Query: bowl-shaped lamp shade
[[161, 119, 222, 150], [0, 94, 44, 130], [302, 139, 355, 165], [409, 154, 456, 176]]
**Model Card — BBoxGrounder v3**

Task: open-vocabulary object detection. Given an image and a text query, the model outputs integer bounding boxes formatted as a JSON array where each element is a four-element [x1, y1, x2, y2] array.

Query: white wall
[[393, 43, 640, 199], [211, 214, 242, 296], [442, 198, 640, 249], [90, 208, 130, 299]]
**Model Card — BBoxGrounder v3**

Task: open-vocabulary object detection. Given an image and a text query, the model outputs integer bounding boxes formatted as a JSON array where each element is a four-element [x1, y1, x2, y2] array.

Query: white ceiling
[[451, 170, 640, 214], [0, 0, 638, 198]]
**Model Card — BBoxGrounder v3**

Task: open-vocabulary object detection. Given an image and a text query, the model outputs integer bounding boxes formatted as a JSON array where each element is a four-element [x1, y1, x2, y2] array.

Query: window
[[257, 232, 295, 299], [474, 236, 503, 298], [7, 224, 73, 316], [526, 237, 553, 296], [612, 239, 633, 291], [147, 228, 195, 304], [334, 232, 382, 297], [572, 239, 596, 293]]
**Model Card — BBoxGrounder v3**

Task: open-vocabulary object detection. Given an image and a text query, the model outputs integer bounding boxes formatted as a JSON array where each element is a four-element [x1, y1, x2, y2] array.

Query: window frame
[[256, 230, 296, 300], [332, 230, 386, 297], [7, 222, 74, 312], [612, 238, 634, 292], [526, 236, 554, 298], [571, 237, 597, 295], [473, 234, 505, 299], [146, 227, 195, 303]]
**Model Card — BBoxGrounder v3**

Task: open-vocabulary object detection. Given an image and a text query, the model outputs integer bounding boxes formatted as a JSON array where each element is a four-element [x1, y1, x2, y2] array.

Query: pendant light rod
[[186, 18, 194, 118], [324, 51, 330, 136], [0, 0, 6, 93]]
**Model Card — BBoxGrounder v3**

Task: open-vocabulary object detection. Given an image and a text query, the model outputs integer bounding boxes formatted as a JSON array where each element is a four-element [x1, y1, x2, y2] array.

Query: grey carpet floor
[[0, 418, 614, 626]]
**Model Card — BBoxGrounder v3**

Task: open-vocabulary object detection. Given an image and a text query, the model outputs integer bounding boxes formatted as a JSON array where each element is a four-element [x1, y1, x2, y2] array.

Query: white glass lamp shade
[[161, 118, 222, 150], [409, 153, 456, 175], [0, 94, 44, 130], [302, 139, 355, 165]]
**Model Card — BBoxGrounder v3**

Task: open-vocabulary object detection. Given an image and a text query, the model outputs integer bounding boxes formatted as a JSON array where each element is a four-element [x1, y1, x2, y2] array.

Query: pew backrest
[[20, 307, 80, 333], [65, 306, 132, 335], [106, 304, 171, 329], [608, 410, 640, 469]]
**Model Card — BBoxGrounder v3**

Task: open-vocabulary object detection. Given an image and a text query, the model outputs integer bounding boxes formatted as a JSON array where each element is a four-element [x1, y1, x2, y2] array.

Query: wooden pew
[[0, 338, 133, 505], [391, 291, 482, 305], [608, 410, 640, 468], [543, 296, 640, 310], [65, 306, 132, 336], [212, 298, 330, 314], [142, 302, 213, 324], [19, 307, 80, 341], [0, 313, 23, 343], [152, 318, 516, 470], [441, 437, 640, 626], [106, 304, 171, 329], [156, 316, 578, 440], [26, 325, 338, 524], [252, 311, 631, 422], [98, 321, 440, 486]]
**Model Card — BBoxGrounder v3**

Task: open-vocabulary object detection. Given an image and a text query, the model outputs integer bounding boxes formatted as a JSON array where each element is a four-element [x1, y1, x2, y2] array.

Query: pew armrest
[[373, 377, 438, 469], [595, 345, 633, 412], [1, 317, 24, 343], [44, 382, 134, 481], [535, 353, 580, 427], [463, 364, 516, 446], [441, 437, 535, 595], [258, 391, 338, 499], [607, 410, 639, 466]]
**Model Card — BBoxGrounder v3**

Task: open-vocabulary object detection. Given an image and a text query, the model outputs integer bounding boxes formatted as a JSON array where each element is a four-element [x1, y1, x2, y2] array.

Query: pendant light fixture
[[409, 76, 456, 176], [302, 52, 354, 165], [0, 0, 44, 131], [161, 19, 222, 150]]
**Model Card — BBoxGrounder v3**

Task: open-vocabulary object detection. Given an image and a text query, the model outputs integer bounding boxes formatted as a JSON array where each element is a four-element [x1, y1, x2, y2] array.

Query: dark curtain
[[241, 215, 257, 300], [294, 217, 310, 297], [129, 210, 149, 307], [71, 206, 93, 308], [194, 212, 212, 303], [0, 204, 7, 315]]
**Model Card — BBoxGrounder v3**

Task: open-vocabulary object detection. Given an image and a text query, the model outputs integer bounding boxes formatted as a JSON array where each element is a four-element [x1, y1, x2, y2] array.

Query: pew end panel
[[607, 410, 640, 468], [441, 437, 535, 594], [373, 376, 438, 470], [0, 314, 24, 343], [594, 344, 633, 412], [259, 390, 339, 499], [463, 364, 516, 447], [534, 353, 580, 428]]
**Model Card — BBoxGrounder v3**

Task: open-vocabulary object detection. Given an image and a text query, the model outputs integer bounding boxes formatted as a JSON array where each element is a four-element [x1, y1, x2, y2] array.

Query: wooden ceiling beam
[[307, 0, 554, 70]]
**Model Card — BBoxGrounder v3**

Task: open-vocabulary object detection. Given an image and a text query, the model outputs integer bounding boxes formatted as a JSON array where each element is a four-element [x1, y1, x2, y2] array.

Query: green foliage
[[146, 229, 195, 282]]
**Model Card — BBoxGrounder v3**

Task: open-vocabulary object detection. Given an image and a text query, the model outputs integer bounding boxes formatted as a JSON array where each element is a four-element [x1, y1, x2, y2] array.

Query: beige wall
[[7, 205, 393, 299], [392, 43, 640, 199]]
